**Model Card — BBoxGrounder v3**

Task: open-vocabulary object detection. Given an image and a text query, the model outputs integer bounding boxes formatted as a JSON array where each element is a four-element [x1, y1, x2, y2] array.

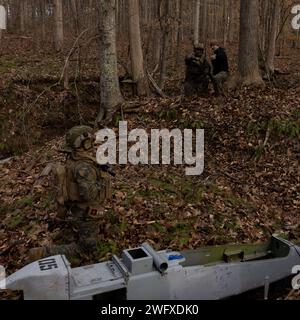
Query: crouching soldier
[[30, 126, 113, 261], [184, 44, 212, 97]]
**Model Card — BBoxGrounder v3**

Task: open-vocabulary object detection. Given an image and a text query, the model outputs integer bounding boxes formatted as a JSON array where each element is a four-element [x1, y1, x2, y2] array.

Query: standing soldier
[[30, 126, 113, 261], [184, 44, 212, 97], [210, 40, 229, 96]]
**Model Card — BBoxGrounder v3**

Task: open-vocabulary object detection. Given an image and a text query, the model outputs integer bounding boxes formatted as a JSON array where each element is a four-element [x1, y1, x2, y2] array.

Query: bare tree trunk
[[39, 0, 46, 42], [222, 0, 229, 47], [0, 0, 6, 36], [175, 0, 183, 65], [201, 0, 208, 44], [237, 0, 263, 86], [20, 1, 25, 33], [194, 0, 200, 44], [128, 0, 149, 96], [259, 0, 269, 54], [212, 0, 218, 39], [71, 0, 79, 35], [97, 0, 124, 123], [229, 0, 239, 43], [159, 0, 171, 90], [53, 0, 64, 52], [266, 0, 280, 75]]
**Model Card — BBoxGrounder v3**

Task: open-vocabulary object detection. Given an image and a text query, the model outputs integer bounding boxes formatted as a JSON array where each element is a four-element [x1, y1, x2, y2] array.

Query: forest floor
[[0, 37, 300, 300]]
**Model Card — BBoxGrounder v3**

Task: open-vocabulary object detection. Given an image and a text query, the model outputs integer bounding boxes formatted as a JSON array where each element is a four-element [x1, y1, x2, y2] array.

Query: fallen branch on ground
[[146, 70, 166, 98]]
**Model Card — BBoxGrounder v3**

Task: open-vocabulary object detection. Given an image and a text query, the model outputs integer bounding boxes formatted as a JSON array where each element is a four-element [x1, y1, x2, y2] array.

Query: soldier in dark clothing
[[184, 44, 212, 97], [210, 40, 229, 96]]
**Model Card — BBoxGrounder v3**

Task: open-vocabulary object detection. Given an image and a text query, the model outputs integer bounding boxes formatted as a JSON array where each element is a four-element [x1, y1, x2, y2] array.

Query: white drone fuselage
[[1, 237, 300, 300]]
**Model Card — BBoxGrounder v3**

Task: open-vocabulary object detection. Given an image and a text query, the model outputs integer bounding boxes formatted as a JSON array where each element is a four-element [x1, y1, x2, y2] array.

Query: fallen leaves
[[1, 50, 300, 301]]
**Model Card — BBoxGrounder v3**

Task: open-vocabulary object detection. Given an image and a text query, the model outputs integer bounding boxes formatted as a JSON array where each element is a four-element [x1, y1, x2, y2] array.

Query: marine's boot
[[29, 243, 80, 262]]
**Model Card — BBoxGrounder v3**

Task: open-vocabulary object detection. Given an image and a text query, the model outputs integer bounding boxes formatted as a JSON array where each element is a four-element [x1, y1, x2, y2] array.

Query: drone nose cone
[[0, 279, 6, 290], [1, 272, 22, 291]]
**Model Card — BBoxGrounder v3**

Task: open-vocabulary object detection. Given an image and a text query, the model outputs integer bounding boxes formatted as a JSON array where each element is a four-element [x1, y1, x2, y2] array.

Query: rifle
[[190, 55, 215, 82], [57, 148, 116, 177], [1, 236, 300, 300], [99, 164, 116, 177]]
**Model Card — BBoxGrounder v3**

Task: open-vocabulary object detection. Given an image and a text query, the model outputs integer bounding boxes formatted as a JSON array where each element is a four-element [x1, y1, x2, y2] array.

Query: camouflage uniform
[[184, 44, 212, 97], [63, 152, 111, 250], [30, 126, 112, 262]]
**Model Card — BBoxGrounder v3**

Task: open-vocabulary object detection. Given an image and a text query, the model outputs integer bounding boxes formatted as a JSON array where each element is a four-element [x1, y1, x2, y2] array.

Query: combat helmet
[[194, 43, 204, 51], [193, 43, 205, 58], [64, 126, 94, 152]]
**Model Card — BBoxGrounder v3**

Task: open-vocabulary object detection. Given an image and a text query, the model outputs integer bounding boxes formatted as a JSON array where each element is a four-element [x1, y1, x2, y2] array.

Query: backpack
[[52, 161, 112, 207], [53, 163, 69, 206]]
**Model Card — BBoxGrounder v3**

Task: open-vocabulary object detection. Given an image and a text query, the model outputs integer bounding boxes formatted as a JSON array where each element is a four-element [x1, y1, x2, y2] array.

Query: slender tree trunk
[[53, 0, 64, 52], [39, 0, 46, 42], [237, 0, 263, 86], [222, 0, 229, 47], [20, 1, 25, 33], [0, 2, 6, 34], [97, 0, 124, 123], [71, 0, 79, 35], [266, 0, 280, 75], [229, 0, 238, 43], [201, 0, 208, 44], [259, 0, 269, 54], [213, 0, 218, 39], [175, 0, 183, 65], [128, 0, 149, 96], [159, 0, 171, 90], [194, 0, 200, 45]]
